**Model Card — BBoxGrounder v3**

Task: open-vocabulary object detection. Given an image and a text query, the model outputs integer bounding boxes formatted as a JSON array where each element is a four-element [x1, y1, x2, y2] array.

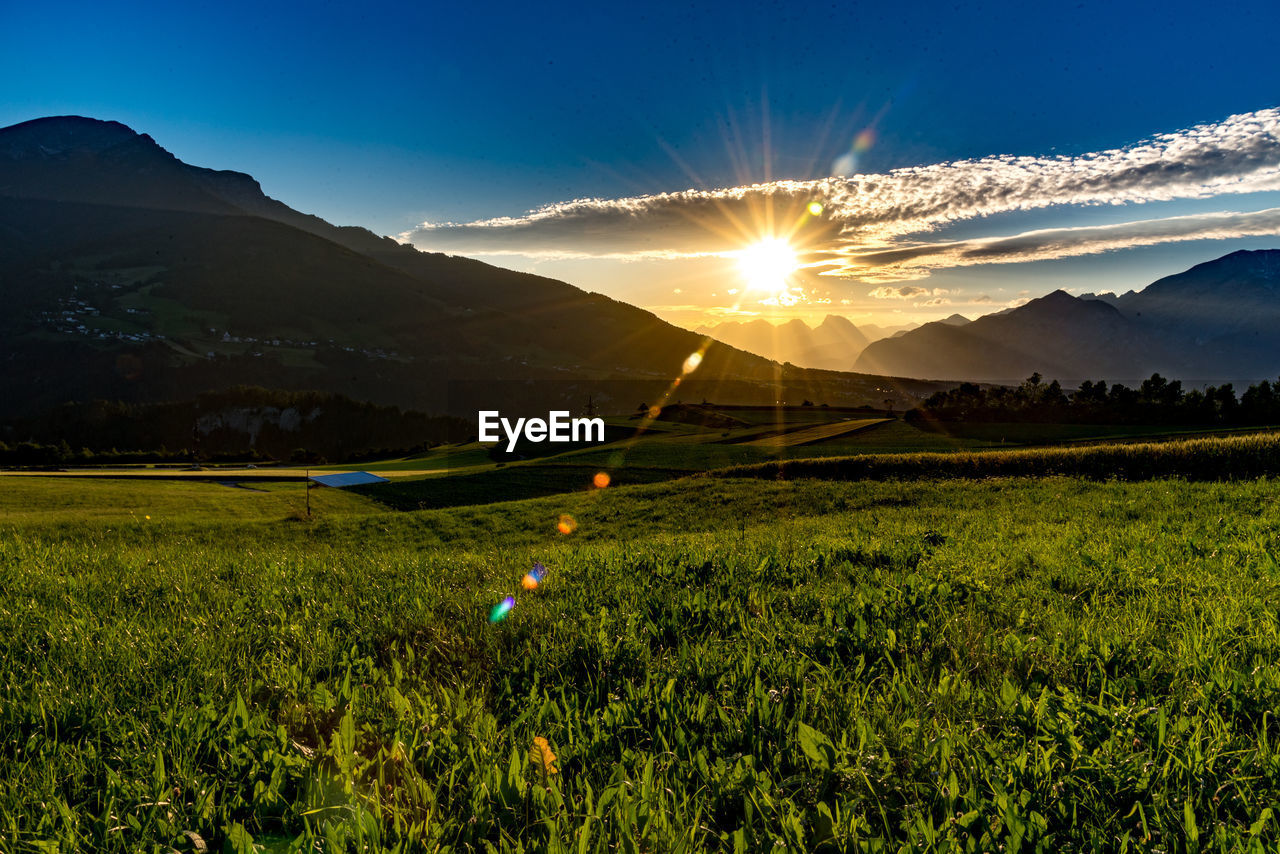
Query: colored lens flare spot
[[523, 561, 548, 589], [557, 514, 577, 535], [593, 471, 611, 489], [682, 351, 703, 374], [647, 405, 662, 419], [807, 201, 824, 216], [488, 596, 515, 623]]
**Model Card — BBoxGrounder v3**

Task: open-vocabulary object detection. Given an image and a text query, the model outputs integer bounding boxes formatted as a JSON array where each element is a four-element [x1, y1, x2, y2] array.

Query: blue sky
[[5, 0, 1280, 327]]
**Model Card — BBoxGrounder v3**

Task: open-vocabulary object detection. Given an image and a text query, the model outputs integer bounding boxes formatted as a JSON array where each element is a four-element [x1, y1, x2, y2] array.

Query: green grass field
[[914, 421, 1280, 446], [3, 438, 1280, 851]]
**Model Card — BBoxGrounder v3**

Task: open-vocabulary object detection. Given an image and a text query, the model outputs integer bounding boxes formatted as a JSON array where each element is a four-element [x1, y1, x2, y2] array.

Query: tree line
[[0, 387, 471, 466], [909, 373, 1280, 425]]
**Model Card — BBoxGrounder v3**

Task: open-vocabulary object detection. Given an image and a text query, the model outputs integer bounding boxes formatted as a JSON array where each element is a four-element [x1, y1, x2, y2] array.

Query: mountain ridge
[[0, 115, 926, 417], [855, 251, 1280, 384], [696, 314, 922, 370]]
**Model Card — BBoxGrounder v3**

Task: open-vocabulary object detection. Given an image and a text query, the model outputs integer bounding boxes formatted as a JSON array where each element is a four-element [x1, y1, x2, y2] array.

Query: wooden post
[[306, 468, 311, 519]]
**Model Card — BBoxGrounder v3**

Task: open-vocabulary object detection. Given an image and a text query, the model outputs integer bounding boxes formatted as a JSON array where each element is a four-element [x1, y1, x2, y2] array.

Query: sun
[[736, 238, 798, 294]]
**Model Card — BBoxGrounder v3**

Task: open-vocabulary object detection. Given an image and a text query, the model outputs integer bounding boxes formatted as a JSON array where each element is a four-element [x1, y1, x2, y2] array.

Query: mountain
[[856, 291, 1163, 382], [0, 116, 823, 418], [854, 251, 1280, 384], [861, 322, 919, 340], [1113, 251, 1280, 346], [697, 314, 896, 370], [0, 116, 948, 420]]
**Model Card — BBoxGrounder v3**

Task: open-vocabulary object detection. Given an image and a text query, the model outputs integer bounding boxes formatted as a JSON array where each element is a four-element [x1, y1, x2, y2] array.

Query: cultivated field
[[3, 435, 1280, 851]]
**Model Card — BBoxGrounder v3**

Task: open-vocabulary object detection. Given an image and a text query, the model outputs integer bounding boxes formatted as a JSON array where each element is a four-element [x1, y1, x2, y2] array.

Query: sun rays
[[735, 237, 799, 296]]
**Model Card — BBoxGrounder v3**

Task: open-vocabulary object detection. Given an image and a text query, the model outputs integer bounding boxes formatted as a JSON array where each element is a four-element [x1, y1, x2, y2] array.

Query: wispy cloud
[[868, 285, 931, 299], [843, 207, 1280, 280], [404, 107, 1280, 278]]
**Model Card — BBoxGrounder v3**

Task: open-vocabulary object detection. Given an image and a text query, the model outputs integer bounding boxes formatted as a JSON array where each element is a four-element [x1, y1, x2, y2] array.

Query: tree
[[1212, 384, 1238, 420], [1241, 380, 1277, 423]]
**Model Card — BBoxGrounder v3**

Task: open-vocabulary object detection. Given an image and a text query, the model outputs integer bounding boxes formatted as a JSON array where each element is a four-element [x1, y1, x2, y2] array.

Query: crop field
[[913, 421, 1280, 446], [742, 418, 892, 448], [2, 439, 1280, 852]]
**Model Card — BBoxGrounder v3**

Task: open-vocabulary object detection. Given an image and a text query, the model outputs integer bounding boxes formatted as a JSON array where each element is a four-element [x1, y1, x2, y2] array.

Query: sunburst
[[736, 237, 798, 295]]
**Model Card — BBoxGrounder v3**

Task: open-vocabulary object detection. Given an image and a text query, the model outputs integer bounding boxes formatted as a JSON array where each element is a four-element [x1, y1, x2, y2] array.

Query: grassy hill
[[3, 434, 1280, 850]]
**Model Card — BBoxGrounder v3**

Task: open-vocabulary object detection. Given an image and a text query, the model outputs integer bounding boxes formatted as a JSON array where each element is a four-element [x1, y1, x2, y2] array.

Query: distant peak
[[1220, 248, 1280, 260], [1007, 288, 1127, 322], [0, 115, 150, 157], [817, 314, 855, 327], [1015, 289, 1079, 309], [1194, 248, 1280, 277], [5, 115, 137, 133]]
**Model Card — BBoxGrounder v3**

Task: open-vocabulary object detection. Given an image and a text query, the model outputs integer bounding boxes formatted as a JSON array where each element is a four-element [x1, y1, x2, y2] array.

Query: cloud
[[842, 207, 1280, 279], [403, 108, 1280, 277], [869, 285, 930, 299], [922, 297, 951, 306]]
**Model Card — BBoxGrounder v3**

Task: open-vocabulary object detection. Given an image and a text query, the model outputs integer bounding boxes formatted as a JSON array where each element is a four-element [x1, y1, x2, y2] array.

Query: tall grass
[[0, 475, 1278, 850], [716, 429, 1280, 482]]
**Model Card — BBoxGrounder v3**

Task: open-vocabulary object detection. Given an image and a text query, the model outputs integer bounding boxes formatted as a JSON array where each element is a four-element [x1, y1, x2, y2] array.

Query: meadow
[[2, 439, 1280, 852]]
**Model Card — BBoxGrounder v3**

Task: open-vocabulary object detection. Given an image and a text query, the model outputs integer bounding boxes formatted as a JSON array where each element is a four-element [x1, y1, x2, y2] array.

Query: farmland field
[[741, 418, 891, 448], [3, 441, 1280, 852]]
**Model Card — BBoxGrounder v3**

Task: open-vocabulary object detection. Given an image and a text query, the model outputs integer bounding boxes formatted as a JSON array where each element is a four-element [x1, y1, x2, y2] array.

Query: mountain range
[[694, 316, 927, 371], [855, 251, 1280, 385], [0, 116, 930, 418], [6, 115, 1273, 416]]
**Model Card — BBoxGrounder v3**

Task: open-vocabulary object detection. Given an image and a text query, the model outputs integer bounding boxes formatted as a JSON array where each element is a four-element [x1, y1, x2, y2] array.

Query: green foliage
[[1, 473, 1279, 850], [720, 429, 1280, 483], [3, 387, 468, 464], [360, 465, 687, 511], [917, 372, 1280, 426]]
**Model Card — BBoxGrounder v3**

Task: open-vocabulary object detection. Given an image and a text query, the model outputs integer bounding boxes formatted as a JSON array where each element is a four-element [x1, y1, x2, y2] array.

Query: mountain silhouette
[[2, 116, 834, 416], [695, 314, 924, 370], [855, 252, 1280, 384]]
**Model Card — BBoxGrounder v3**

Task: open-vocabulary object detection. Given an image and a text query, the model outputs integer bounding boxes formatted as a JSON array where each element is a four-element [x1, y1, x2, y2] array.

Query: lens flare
[[737, 238, 798, 295], [807, 201, 824, 216], [593, 471, 611, 489], [488, 596, 515, 623], [522, 561, 548, 590], [647, 405, 662, 419], [557, 514, 577, 535], [682, 351, 703, 374], [833, 129, 876, 176]]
